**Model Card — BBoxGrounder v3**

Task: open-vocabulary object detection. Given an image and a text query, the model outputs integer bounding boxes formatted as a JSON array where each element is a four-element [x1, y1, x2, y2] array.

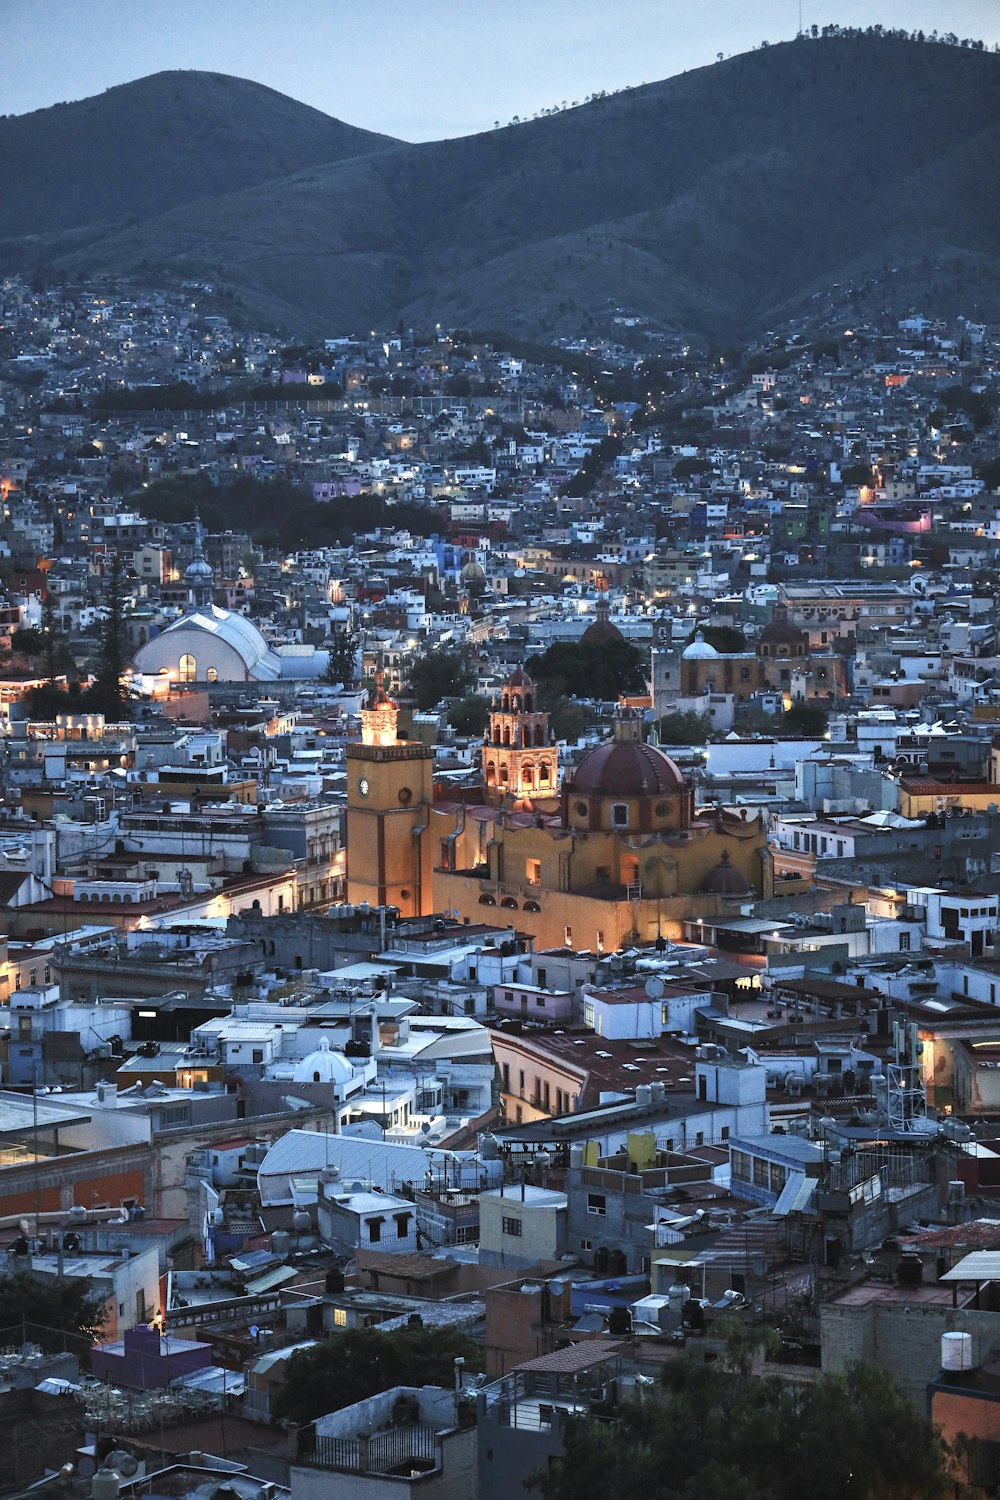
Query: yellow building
[[434, 679, 771, 951], [345, 670, 772, 949], [346, 674, 435, 918]]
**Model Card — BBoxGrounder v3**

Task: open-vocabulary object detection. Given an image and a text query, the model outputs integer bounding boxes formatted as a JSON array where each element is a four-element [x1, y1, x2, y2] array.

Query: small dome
[[700, 848, 752, 896], [504, 666, 534, 689], [461, 558, 486, 581], [682, 629, 719, 660], [292, 1036, 356, 1085], [571, 739, 685, 797]]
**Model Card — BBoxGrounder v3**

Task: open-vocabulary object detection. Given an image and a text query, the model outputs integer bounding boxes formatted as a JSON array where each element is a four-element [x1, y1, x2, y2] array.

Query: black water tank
[[608, 1306, 632, 1337], [897, 1254, 923, 1286], [325, 1268, 345, 1294]]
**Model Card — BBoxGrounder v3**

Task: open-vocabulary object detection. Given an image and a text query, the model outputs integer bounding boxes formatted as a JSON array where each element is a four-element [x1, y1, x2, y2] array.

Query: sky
[[6, 0, 1000, 141]]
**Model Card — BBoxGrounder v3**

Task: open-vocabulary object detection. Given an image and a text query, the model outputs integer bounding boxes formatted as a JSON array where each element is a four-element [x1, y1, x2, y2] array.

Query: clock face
[[358, 776, 370, 798]]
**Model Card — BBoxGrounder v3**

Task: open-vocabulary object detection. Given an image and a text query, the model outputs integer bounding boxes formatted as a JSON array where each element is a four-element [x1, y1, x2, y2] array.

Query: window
[[502, 1216, 523, 1237], [333, 1308, 348, 1327], [899, 932, 910, 952], [526, 858, 541, 886], [587, 1193, 606, 1216], [368, 1217, 383, 1243], [206, 666, 219, 683], [179, 653, 197, 682], [612, 803, 629, 828]]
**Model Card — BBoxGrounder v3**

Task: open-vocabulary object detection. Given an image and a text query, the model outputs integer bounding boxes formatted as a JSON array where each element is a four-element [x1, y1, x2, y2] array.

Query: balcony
[[297, 1422, 443, 1478]]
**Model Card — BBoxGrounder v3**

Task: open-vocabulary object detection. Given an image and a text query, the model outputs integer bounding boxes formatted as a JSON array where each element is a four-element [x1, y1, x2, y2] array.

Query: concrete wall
[[821, 1294, 1000, 1409]]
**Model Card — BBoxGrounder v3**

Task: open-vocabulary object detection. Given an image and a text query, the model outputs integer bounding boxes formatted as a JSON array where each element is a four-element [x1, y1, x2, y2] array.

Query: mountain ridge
[[4, 38, 1000, 342]]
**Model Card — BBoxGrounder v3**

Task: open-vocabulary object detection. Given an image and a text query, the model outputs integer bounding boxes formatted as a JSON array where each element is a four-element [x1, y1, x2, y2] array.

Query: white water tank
[[941, 1331, 974, 1371], [636, 1084, 652, 1107], [91, 1469, 120, 1500], [650, 1081, 666, 1104], [569, 1143, 585, 1169]]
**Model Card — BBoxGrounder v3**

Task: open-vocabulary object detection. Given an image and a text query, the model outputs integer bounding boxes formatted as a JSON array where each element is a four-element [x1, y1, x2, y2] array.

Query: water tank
[[668, 1284, 688, 1301], [650, 1081, 666, 1104], [635, 1084, 652, 1107], [947, 1181, 966, 1204], [608, 1306, 632, 1336], [896, 1254, 923, 1286], [941, 1331, 974, 1371], [91, 1470, 120, 1500], [325, 1268, 345, 1294], [292, 1210, 312, 1234], [478, 1133, 500, 1161], [569, 1143, 585, 1170], [67, 1205, 88, 1224], [269, 1230, 291, 1257]]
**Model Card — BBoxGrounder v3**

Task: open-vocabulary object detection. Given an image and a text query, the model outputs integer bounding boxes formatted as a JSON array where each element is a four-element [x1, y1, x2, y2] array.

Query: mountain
[[0, 70, 399, 235], [4, 37, 1000, 342]]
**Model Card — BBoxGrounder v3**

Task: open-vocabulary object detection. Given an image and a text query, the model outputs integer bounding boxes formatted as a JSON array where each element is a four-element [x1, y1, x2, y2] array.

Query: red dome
[[504, 666, 534, 688], [570, 740, 685, 797], [700, 849, 752, 896]]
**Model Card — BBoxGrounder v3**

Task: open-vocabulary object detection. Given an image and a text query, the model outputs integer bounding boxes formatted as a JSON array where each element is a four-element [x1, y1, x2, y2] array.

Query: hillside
[[4, 37, 1000, 341], [0, 70, 399, 235]]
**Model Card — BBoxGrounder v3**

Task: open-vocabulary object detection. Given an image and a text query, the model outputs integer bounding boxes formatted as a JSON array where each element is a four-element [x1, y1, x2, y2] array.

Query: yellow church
[[347, 667, 772, 950]]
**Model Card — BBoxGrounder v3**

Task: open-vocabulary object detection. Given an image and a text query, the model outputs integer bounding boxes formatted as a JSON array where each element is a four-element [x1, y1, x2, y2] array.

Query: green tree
[[324, 624, 359, 687], [274, 1326, 482, 1427], [89, 553, 131, 719], [447, 694, 491, 736], [0, 1271, 106, 1350], [655, 711, 713, 745], [526, 637, 645, 700], [406, 649, 476, 711], [534, 1357, 955, 1500], [784, 700, 829, 736], [685, 624, 747, 653]]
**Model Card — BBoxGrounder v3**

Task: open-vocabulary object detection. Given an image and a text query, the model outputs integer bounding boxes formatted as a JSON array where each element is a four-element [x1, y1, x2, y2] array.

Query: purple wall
[[91, 1324, 212, 1391]]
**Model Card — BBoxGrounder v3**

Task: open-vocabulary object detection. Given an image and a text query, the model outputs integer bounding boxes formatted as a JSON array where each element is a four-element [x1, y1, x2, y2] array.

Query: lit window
[[179, 653, 197, 682]]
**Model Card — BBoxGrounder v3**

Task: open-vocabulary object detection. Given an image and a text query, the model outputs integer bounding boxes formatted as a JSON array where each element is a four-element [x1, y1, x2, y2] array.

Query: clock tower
[[346, 672, 435, 917]]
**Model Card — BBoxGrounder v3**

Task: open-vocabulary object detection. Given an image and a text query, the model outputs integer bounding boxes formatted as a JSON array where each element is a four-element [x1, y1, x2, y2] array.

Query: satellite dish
[[107, 1452, 139, 1478], [644, 976, 665, 999]]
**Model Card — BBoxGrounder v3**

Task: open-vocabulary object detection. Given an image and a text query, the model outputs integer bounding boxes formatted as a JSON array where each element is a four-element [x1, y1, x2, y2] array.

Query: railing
[[298, 1423, 441, 1475], [165, 1289, 282, 1328]]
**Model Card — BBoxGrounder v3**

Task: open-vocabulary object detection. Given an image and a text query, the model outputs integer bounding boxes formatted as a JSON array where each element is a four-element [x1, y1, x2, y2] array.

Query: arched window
[[539, 762, 551, 785], [502, 694, 510, 712], [500, 764, 509, 783], [503, 726, 511, 746], [525, 694, 533, 712], [522, 765, 535, 788], [534, 725, 545, 746], [485, 760, 496, 786], [179, 653, 197, 682], [206, 666, 219, 683]]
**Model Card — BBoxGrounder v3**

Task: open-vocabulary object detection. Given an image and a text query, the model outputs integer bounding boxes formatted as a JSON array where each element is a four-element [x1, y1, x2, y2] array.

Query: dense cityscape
[[4, 18, 1000, 1499]]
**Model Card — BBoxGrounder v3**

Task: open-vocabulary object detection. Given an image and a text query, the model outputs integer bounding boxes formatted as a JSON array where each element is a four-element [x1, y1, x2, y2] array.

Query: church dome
[[291, 1035, 355, 1086], [184, 554, 215, 585], [682, 629, 719, 660], [570, 738, 685, 797], [700, 848, 752, 896], [504, 666, 534, 689]]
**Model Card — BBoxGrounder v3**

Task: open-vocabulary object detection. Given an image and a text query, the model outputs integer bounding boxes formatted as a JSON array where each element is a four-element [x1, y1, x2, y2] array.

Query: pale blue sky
[[5, 0, 999, 140]]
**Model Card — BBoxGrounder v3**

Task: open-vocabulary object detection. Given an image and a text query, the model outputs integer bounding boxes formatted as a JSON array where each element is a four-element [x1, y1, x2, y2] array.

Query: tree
[[0, 1271, 106, 1350], [274, 1326, 482, 1427], [784, 700, 829, 736], [655, 711, 712, 745], [324, 623, 359, 687], [447, 694, 491, 736], [89, 553, 131, 719], [406, 649, 476, 711], [534, 1357, 955, 1500], [685, 624, 746, 653], [526, 638, 645, 701]]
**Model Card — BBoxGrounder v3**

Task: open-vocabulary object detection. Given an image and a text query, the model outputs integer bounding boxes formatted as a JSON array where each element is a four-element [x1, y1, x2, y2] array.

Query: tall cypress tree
[[91, 553, 130, 719]]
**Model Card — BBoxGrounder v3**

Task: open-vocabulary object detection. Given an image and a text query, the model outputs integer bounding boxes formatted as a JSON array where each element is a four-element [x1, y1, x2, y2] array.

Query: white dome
[[682, 629, 719, 660], [292, 1035, 355, 1085]]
